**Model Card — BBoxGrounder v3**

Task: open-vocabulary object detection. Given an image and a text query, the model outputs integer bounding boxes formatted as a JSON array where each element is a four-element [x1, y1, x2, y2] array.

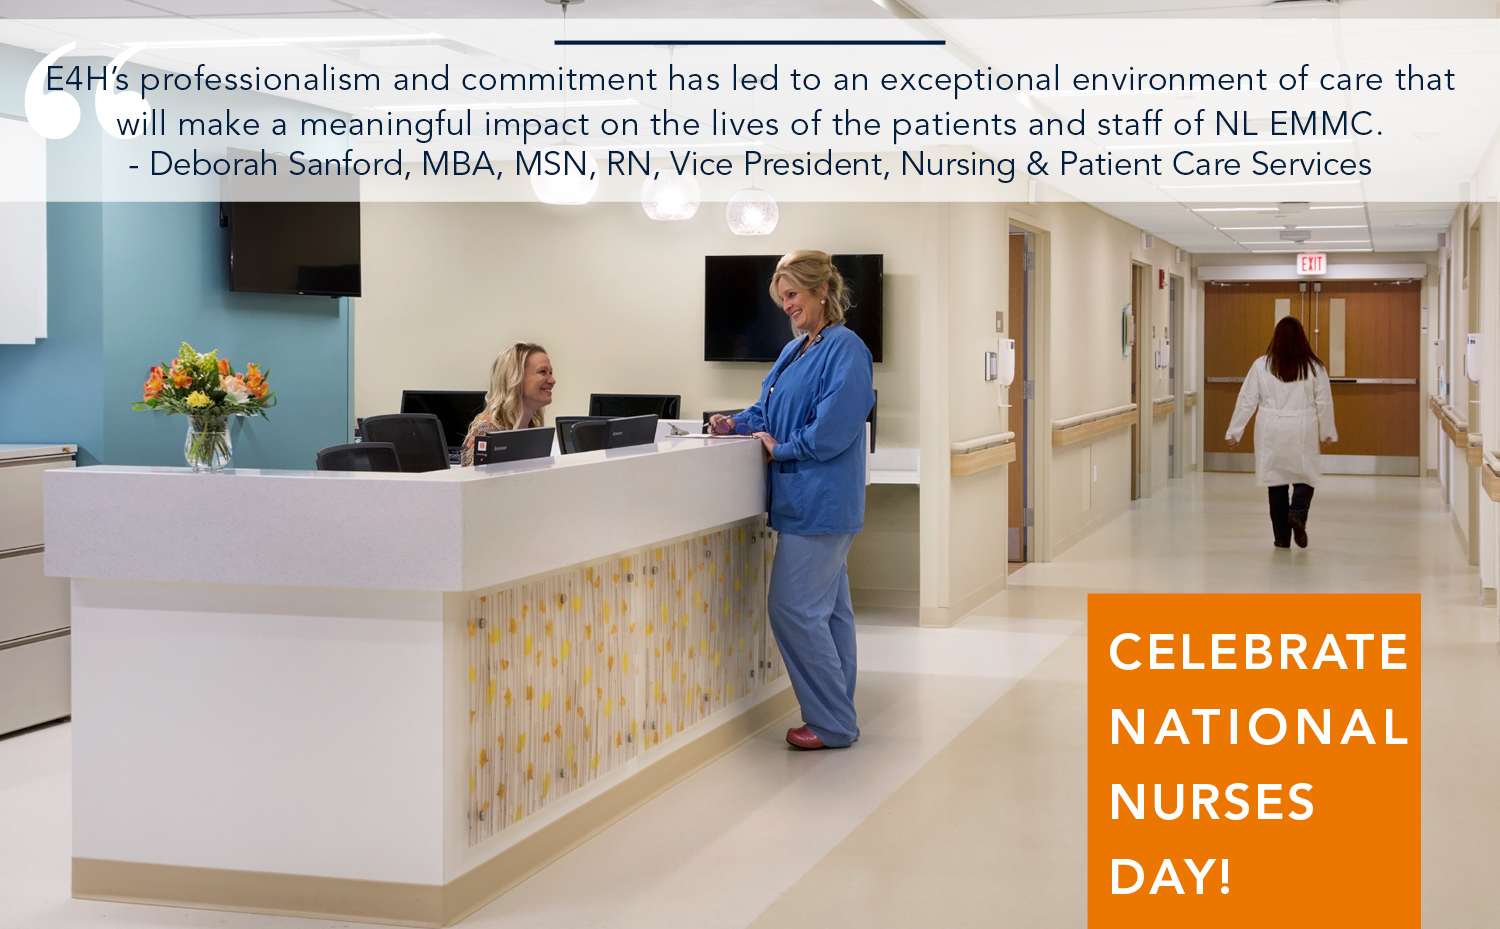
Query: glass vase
[[184, 415, 232, 472]]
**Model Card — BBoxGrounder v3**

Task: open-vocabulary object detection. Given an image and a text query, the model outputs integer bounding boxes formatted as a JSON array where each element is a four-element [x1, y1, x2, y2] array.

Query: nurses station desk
[[43, 437, 791, 927]]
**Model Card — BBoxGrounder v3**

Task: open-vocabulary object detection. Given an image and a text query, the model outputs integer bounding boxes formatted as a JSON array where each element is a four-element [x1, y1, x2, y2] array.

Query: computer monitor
[[472, 426, 554, 466], [605, 414, 659, 449], [555, 415, 610, 454], [400, 390, 486, 451], [589, 394, 681, 419]]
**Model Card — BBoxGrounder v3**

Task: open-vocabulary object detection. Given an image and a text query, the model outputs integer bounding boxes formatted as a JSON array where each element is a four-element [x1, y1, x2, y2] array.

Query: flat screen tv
[[704, 254, 883, 362], [227, 201, 361, 297]]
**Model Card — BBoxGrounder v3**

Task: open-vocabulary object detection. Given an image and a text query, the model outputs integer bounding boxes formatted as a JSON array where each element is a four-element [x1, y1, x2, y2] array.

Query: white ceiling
[[3, 0, 1498, 18], [1, 0, 1477, 252]]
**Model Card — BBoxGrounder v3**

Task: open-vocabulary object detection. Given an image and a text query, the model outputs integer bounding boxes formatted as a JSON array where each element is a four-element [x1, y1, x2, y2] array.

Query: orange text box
[[1088, 594, 1420, 928]]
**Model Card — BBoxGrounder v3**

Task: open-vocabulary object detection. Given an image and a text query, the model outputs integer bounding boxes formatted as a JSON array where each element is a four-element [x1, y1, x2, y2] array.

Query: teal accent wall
[[0, 201, 352, 470], [0, 42, 351, 469], [0, 202, 106, 465], [100, 202, 352, 470]]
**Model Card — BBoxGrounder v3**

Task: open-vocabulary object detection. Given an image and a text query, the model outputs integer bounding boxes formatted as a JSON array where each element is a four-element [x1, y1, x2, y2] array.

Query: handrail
[[950, 431, 1017, 476], [1051, 403, 1137, 431], [950, 431, 1014, 455]]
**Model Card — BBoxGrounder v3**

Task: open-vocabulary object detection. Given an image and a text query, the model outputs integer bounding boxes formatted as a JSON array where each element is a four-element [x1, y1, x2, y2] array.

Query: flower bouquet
[[132, 343, 276, 472]]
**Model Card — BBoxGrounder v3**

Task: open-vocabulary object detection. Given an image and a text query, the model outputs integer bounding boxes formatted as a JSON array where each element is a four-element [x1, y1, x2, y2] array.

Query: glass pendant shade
[[529, 146, 600, 205], [640, 175, 700, 220], [725, 187, 778, 235]]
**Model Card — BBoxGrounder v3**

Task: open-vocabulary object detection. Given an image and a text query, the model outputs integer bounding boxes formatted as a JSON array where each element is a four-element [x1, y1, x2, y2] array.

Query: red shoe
[[785, 726, 826, 750]]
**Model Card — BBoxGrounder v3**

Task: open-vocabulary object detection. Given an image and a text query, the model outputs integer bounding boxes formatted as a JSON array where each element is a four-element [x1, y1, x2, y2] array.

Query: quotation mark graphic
[[25, 42, 80, 139], [97, 45, 150, 139]]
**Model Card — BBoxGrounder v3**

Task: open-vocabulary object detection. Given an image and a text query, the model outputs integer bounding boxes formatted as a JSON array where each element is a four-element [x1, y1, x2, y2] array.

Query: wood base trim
[[1053, 410, 1136, 447], [950, 441, 1015, 476], [73, 859, 445, 928], [74, 683, 798, 928]]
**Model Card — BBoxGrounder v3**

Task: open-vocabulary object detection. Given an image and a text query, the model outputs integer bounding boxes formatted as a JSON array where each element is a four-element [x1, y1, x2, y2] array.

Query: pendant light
[[641, 174, 700, 220], [529, 146, 599, 205], [725, 187, 778, 236], [531, 0, 595, 205]]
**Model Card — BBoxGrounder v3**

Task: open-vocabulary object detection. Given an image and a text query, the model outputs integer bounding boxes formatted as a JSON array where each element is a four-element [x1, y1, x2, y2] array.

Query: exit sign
[[1298, 252, 1328, 275]]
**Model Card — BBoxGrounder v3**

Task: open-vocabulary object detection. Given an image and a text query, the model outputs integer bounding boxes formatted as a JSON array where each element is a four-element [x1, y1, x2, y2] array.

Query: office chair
[[358, 414, 450, 472], [316, 442, 401, 472], [555, 415, 609, 454], [589, 393, 681, 419], [569, 420, 610, 453]]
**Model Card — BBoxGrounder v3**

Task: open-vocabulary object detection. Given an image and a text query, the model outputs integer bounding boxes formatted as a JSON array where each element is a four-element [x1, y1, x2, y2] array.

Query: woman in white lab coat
[[1225, 316, 1338, 548]]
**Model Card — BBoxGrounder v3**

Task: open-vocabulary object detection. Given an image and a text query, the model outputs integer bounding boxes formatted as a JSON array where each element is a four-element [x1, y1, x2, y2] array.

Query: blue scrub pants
[[767, 532, 859, 747]]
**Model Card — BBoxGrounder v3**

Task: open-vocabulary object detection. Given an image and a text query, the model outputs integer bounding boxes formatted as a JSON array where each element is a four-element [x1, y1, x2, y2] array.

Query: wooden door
[[1204, 280, 1419, 469], [1008, 232, 1028, 561]]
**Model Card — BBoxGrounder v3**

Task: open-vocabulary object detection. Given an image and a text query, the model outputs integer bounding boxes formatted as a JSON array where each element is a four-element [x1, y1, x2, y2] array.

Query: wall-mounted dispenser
[[1467, 333, 1482, 382], [998, 338, 1016, 407], [1434, 338, 1446, 395]]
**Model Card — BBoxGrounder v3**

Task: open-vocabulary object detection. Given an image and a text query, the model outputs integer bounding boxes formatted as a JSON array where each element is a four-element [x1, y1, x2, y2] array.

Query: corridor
[[2, 471, 1494, 928]]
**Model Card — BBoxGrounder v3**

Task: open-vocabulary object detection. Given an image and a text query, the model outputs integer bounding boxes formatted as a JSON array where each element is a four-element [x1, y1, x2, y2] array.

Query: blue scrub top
[[738, 323, 875, 536]]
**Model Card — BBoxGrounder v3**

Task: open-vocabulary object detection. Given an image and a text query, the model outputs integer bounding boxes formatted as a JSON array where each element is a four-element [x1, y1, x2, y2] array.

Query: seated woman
[[461, 342, 554, 466]]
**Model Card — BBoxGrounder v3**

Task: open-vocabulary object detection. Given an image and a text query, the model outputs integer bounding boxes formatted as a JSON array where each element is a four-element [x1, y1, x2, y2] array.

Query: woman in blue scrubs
[[711, 251, 875, 750]]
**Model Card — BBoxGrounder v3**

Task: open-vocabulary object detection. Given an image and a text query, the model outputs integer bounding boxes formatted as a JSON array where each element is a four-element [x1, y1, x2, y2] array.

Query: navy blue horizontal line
[[554, 39, 944, 46]]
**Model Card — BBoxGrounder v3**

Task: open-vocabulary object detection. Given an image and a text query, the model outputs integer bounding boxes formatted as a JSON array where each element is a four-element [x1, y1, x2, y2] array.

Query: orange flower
[[143, 374, 163, 399], [172, 369, 193, 388], [217, 358, 230, 376], [244, 363, 268, 397]]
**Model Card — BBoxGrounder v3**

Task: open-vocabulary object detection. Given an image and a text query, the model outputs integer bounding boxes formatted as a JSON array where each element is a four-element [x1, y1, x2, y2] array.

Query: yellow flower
[[185, 391, 212, 409]]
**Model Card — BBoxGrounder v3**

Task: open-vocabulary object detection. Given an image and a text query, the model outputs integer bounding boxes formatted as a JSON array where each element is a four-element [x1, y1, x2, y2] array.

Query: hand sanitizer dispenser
[[998, 338, 1016, 407], [1467, 333, 1482, 383]]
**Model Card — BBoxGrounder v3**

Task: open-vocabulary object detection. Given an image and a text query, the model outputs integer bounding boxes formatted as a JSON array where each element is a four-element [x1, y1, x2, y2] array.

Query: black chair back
[[589, 393, 681, 419], [316, 442, 401, 472], [359, 414, 450, 472], [570, 420, 610, 453], [555, 415, 609, 454]]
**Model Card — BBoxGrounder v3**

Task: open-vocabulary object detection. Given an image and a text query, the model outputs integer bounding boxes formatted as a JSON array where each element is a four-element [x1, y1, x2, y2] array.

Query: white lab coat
[[1225, 356, 1338, 487]]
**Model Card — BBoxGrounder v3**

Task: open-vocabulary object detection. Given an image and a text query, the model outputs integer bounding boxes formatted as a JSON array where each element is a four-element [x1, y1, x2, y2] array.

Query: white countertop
[[0, 444, 75, 462], [44, 437, 766, 592]]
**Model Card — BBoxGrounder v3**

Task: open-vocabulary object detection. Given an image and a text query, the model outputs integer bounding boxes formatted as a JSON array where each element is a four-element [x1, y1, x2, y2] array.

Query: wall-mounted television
[[223, 148, 361, 297], [704, 254, 883, 362], [227, 201, 361, 297]]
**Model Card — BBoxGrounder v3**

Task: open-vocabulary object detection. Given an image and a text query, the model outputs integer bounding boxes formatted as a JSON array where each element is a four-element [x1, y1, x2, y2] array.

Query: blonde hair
[[769, 250, 850, 326], [473, 342, 548, 433]]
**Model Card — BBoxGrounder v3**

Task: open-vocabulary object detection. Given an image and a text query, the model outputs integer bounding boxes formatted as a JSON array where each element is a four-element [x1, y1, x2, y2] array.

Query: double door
[[1203, 280, 1420, 474]]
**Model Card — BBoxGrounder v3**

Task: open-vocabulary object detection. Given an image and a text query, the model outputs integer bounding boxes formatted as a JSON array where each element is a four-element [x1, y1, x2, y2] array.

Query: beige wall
[[357, 198, 1188, 623], [1007, 202, 1188, 560], [357, 201, 922, 446]]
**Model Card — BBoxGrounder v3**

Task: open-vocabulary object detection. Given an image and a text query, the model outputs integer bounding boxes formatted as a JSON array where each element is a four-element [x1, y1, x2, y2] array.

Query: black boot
[[1289, 484, 1314, 548], [1268, 485, 1291, 548]]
